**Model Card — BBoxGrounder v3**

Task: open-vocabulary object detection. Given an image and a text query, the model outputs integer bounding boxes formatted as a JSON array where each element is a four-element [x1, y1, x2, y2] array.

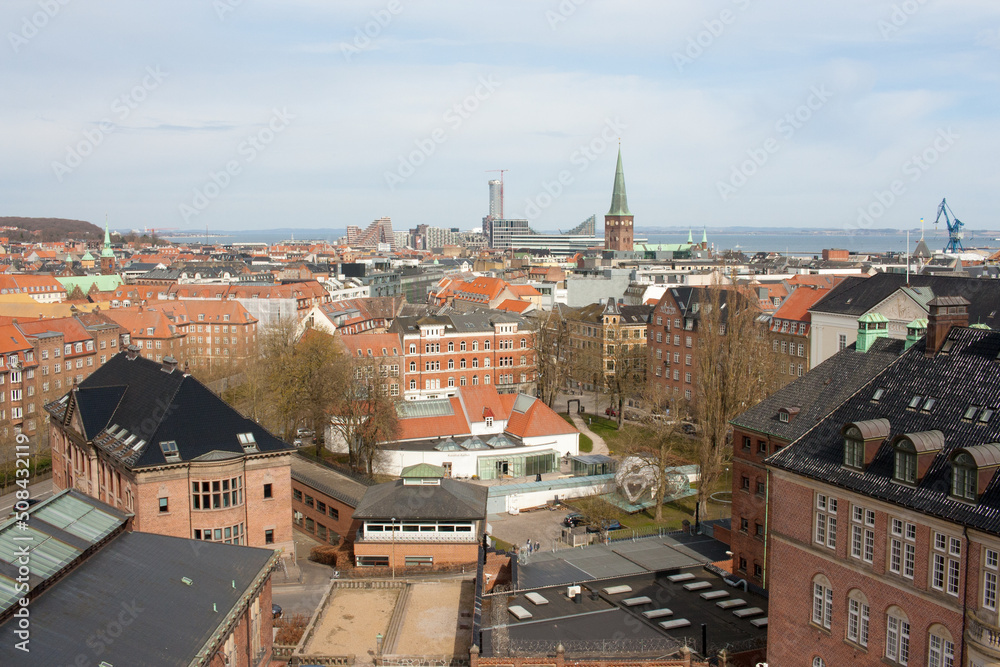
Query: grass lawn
[[561, 414, 593, 452], [492, 537, 515, 552]]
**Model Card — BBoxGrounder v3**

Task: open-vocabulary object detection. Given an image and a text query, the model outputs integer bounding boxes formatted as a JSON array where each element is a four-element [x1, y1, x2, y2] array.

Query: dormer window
[[238, 432, 258, 453], [893, 440, 917, 484], [485, 417, 493, 428], [952, 452, 977, 501], [981, 408, 995, 424], [844, 427, 864, 469], [159, 440, 180, 461], [964, 406, 979, 420], [872, 388, 885, 402], [779, 412, 789, 423], [922, 397, 936, 412], [908, 395, 923, 409]]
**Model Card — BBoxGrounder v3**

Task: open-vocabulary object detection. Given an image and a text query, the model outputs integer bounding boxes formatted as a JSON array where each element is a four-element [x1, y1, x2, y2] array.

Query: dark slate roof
[[810, 273, 1000, 328], [46, 352, 292, 469], [291, 455, 372, 507], [768, 327, 1000, 535], [352, 477, 488, 520], [731, 337, 905, 440], [0, 531, 277, 667]]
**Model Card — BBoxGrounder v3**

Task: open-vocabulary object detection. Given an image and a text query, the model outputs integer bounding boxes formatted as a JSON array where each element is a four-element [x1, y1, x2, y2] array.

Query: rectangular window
[[814, 494, 837, 549], [985, 548, 999, 610], [158, 497, 168, 513], [932, 532, 961, 596], [263, 483, 272, 499]]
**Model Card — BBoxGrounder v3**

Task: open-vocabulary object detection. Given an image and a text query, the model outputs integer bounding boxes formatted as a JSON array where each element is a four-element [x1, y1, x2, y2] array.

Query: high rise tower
[[488, 180, 502, 219], [604, 147, 633, 252]]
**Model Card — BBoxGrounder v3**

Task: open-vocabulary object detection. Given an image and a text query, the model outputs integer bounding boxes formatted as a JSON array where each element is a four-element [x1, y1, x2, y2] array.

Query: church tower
[[100, 220, 116, 275], [604, 147, 634, 252]]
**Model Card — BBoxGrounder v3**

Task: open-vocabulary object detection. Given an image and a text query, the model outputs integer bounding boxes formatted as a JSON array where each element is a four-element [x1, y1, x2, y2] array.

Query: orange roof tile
[[772, 285, 834, 322], [395, 397, 471, 441], [504, 395, 578, 439]]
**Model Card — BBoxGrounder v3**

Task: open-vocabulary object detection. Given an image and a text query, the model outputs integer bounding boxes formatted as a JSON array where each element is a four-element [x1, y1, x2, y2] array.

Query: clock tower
[[604, 147, 633, 252]]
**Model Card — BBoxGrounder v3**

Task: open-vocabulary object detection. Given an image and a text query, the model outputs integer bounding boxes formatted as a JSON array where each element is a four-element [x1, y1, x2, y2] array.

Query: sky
[[2, 1, 999, 234]]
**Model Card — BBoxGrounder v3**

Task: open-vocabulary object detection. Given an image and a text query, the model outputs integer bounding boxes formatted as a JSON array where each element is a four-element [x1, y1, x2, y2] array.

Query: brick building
[[290, 455, 370, 545], [768, 282, 839, 385], [388, 310, 535, 400], [646, 287, 740, 402], [566, 299, 651, 393], [0, 316, 124, 443], [728, 320, 904, 589], [352, 463, 487, 569], [761, 297, 1000, 666], [46, 347, 295, 559]]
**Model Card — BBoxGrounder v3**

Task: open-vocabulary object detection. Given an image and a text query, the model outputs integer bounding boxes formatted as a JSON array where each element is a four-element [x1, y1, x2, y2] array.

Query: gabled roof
[[771, 285, 833, 323], [768, 327, 1000, 535], [46, 352, 291, 468], [352, 476, 488, 520], [810, 273, 1000, 328], [732, 337, 904, 441]]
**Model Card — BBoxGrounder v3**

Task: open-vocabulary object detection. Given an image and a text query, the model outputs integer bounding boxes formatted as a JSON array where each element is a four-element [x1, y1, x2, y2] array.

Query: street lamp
[[390, 516, 396, 579]]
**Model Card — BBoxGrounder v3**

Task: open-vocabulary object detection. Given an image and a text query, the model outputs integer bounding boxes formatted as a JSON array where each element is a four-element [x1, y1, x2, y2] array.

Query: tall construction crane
[[486, 169, 508, 219], [933, 198, 965, 253]]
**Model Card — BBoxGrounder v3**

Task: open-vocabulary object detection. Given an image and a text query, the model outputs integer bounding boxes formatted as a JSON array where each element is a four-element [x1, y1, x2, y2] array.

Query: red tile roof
[[772, 285, 834, 323], [395, 397, 471, 440], [504, 395, 578, 439]]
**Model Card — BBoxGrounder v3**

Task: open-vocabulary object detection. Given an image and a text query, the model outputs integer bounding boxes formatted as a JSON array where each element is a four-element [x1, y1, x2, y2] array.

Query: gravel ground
[[303, 588, 399, 658], [395, 581, 475, 655]]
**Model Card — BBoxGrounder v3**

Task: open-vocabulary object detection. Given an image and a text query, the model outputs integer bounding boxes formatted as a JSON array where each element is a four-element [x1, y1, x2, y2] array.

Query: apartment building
[[46, 347, 295, 557], [566, 299, 651, 392], [763, 298, 1000, 666], [387, 311, 536, 400]]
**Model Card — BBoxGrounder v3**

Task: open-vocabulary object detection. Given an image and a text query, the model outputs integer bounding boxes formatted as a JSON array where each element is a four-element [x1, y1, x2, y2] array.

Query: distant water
[[162, 228, 996, 256], [643, 231, 995, 256]]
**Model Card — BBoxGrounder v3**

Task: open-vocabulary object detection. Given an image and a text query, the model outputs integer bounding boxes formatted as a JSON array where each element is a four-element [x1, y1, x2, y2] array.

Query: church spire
[[607, 146, 631, 217], [701, 228, 708, 245], [101, 217, 114, 258]]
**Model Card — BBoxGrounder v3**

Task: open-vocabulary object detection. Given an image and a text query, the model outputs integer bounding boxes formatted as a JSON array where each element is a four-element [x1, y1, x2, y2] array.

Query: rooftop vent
[[161, 356, 178, 373], [125, 344, 141, 360]]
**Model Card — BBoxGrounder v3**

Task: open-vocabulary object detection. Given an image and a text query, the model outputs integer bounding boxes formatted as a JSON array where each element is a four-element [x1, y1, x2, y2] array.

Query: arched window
[[846, 589, 869, 647], [460, 358, 466, 369], [811, 574, 833, 629], [472, 375, 478, 386], [484, 339, 490, 350], [893, 439, 917, 484], [460, 340, 466, 351], [520, 337, 526, 348], [484, 374, 491, 385], [952, 451, 977, 500], [812, 658, 825, 667], [885, 606, 910, 665], [844, 426, 864, 469], [927, 624, 954, 667]]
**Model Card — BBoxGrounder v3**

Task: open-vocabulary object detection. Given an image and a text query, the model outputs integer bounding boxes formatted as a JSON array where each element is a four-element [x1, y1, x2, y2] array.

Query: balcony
[[966, 609, 1000, 661]]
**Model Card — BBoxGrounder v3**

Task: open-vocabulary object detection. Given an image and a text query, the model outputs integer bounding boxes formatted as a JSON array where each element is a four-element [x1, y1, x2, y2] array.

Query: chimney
[[125, 344, 141, 360], [925, 296, 970, 356], [161, 356, 178, 373]]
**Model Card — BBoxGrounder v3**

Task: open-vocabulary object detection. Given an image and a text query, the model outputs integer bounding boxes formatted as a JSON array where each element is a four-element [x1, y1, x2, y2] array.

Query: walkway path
[[570, 414, 609, 456]]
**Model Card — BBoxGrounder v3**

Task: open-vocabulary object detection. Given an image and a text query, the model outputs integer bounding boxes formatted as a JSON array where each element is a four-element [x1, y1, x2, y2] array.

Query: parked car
[[604, 407, 618, 418], [587, 520, 624, 533], [296, 428, 315, 438], [562, 512, 588, 528], [682, 423, 697, 435], [272, 603, 282, 619], [293, 438, 307, 447]]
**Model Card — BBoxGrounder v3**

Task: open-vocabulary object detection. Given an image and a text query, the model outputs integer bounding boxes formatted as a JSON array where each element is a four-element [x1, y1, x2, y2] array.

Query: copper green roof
[[400, 462, 445, 478], [606, 147, 631, 217], [101, 220, 114, 258]]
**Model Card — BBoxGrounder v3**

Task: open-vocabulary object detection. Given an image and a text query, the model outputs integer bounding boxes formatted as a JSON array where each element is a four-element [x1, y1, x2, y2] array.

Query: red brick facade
[[352, 539, 480, 569], [765, 470, 986, 667], [646, 290, 701, 402], [730, 427, 787, 588], [291, 479, 360, 545]]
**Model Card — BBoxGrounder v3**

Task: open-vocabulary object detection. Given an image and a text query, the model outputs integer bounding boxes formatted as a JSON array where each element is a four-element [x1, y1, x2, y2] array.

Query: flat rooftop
[[481, 568, 767, 658]]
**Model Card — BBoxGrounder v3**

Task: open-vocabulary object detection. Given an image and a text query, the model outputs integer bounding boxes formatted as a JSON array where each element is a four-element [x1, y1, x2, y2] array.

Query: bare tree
[[531, 310, 572, 407], [573, 494, 622, 542], [693, 284, 780, 515], [617, 387, 688, 521], [328, 352, 400, 475], [603, 321, 648, 427]]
